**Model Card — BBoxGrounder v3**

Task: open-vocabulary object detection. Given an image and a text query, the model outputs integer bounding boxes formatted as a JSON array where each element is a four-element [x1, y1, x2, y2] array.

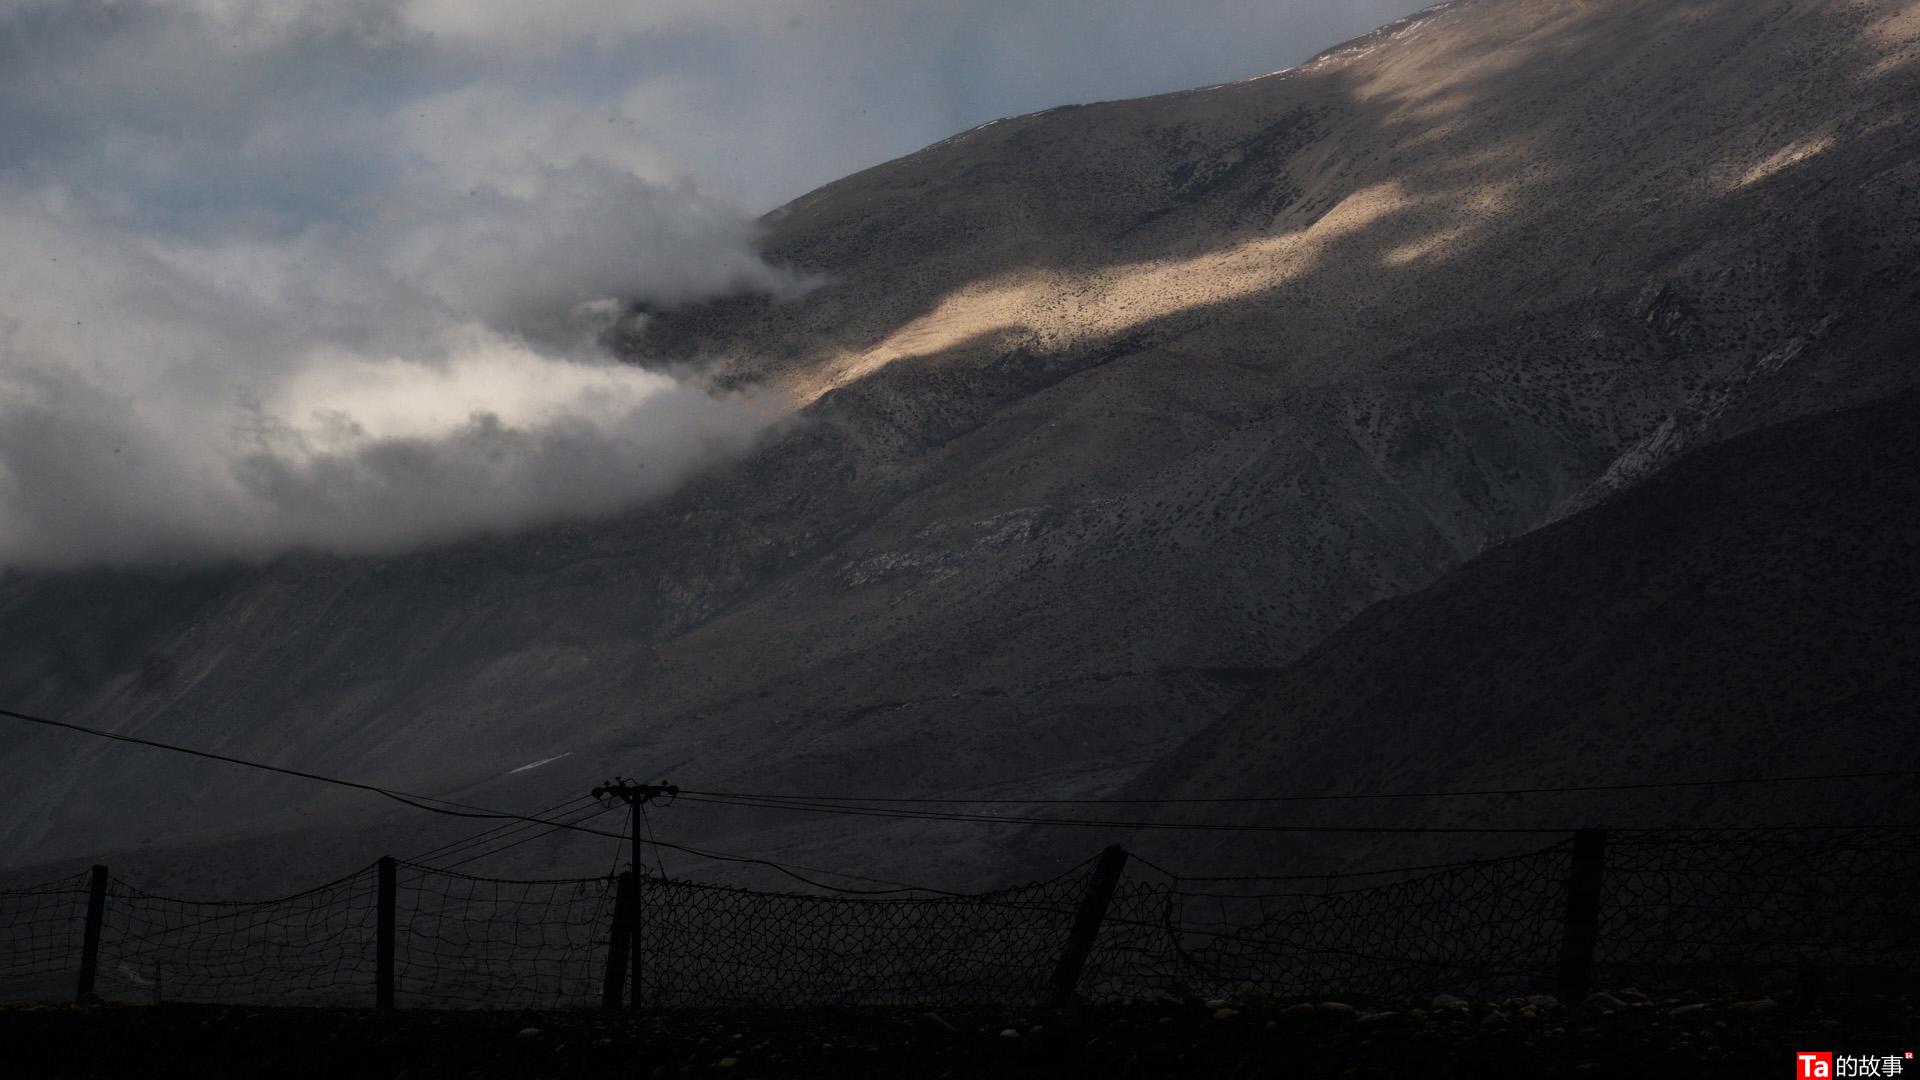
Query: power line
[[435, 803, 623, 873], [0, 703, 943, 893], [679, 792, 1919, 836], [632, 831, 963, 896], [12, 701, 1914, 891], [0, 701, 1524, 839], [678, 793, 1575, 834], [406, 794, 598, 865], [681, 768, 1920, 807], [0, 705, 570, 824], [638, 802, 668, 880]]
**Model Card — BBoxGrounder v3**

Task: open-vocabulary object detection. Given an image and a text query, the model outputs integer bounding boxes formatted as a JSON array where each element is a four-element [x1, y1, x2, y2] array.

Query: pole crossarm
[[590, 780, 679, 807]]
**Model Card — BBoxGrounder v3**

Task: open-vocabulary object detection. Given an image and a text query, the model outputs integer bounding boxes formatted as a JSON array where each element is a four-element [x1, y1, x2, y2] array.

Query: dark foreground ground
[[4, 990, 1914, 1078]]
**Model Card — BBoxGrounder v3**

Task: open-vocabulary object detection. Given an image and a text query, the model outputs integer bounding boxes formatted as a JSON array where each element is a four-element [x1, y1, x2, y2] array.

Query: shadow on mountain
[[1114, 385, 1920, 874]]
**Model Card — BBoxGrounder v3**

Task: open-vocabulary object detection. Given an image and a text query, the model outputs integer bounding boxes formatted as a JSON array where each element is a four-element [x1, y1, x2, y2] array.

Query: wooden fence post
[[75, 865, 108, 1003], [1556, 829, 1608, 1002], [631, 869, 644, 1009], [1049, 845, 1130, 1006], [376, 856, 397, 1010], [602, 871, 635, 1010]]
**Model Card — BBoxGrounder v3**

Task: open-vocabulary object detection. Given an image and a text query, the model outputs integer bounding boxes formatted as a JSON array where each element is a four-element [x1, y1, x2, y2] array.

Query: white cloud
[[0, 105, 800, 568], [0, 197, 787, 565], [0, 0, 1426, 567]]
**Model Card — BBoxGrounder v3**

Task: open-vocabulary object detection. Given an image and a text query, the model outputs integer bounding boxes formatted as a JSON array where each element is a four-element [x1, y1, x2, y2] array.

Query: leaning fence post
[[376, 857, 397, 1010], [75, 865, 108, 1003], [1556, 829, 1608, 1002], [1049, 845, 1130, 1006], [602, 871, 635, 1010], [631, 870, 644, 1009]]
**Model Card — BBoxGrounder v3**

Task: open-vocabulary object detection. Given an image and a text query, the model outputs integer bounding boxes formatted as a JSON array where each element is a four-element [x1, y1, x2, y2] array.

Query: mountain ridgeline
[[2, 0, 1917, 889]]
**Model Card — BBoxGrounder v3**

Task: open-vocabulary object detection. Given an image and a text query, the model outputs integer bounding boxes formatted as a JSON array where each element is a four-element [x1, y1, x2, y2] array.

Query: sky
[[0, 0, 1423, 568]]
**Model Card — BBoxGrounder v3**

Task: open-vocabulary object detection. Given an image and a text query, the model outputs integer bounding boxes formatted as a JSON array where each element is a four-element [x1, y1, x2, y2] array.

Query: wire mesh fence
[[1087, 843, 1577, 1001], [1, 827, 1913, 1009], [1596, 827, 1920, 991], [0, 869, 94, 1003], [394, 864, 616, 1008], [93, 867, 379, 1005], [634, 868, 1090, 1005]]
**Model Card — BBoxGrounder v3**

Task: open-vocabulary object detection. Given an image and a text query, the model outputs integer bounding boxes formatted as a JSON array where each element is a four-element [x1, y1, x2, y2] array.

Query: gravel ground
[[4, 989, 1914, 1078]]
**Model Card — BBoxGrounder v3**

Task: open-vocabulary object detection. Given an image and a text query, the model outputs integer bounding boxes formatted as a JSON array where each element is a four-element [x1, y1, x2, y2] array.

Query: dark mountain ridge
[[1120, 385, 1920, 873]]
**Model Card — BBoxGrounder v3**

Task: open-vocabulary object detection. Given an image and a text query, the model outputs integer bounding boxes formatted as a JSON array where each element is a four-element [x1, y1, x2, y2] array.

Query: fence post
[[602, 871, 635, 1010], [1049, 845, 1130, 1006], [75, 865, 108, 1003], [376, 857, 397, 1010], [631, 869, 644, 1009], [1556, 829, 1608, 1002]]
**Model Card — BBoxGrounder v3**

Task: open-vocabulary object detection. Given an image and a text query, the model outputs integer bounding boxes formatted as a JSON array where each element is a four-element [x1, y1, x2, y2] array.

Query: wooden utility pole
[[75, 864, 108, 1003], [376, 856, 397, 1010], [1049, 845, 1130, 1006], [590, 780, 677, 1008], [601, 871, 636, 1010], [1556, 828, 1608, 1002]]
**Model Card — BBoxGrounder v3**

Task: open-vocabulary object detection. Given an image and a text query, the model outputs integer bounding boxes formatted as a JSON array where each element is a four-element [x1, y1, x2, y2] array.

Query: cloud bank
[[0, 3, 810, 568], [0, 0, 1423, 568]]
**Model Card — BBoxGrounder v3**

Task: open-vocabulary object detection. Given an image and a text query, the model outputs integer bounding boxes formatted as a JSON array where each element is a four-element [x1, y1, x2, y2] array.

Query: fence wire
[[1597, 828, 1920, 991], [89, 867, 378, 1005], [1086, 843, 1574, 1001], [635, 868, 1087, 1005], [2, 827, 1914, 1008], [394, 865, 615, 1008], [0, 870, 93, 1002]]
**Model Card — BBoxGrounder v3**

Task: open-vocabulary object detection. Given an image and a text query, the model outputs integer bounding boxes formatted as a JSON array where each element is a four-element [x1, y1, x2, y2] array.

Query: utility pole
[[591, 778, 677, 1007]]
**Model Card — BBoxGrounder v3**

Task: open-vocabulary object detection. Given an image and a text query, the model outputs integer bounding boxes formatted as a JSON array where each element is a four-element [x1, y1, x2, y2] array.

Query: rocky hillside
[[2, 0, 1917, 890], [1119, 387, 1920, 874]]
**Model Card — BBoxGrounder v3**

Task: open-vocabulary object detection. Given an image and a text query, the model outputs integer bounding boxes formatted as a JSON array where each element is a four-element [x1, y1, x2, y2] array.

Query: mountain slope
[[1122, 387, 1920, 872], [2, 0, 1918, 888]]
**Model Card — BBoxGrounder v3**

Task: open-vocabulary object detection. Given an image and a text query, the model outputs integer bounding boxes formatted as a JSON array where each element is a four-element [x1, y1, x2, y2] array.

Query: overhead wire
[[680, 767, 1920, 806], [434, 802, 624, 873], [678, 792, 1575, 834], [9, 701, 1916, 896], [0, 703, 938, 890], [631, 833, 961, 895], [0, 705, 577, 824], [638, 802, 669, 880], [406, 794, 598, 865], [605, 799, 631, 879], [679, 791, 1920, 835]]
